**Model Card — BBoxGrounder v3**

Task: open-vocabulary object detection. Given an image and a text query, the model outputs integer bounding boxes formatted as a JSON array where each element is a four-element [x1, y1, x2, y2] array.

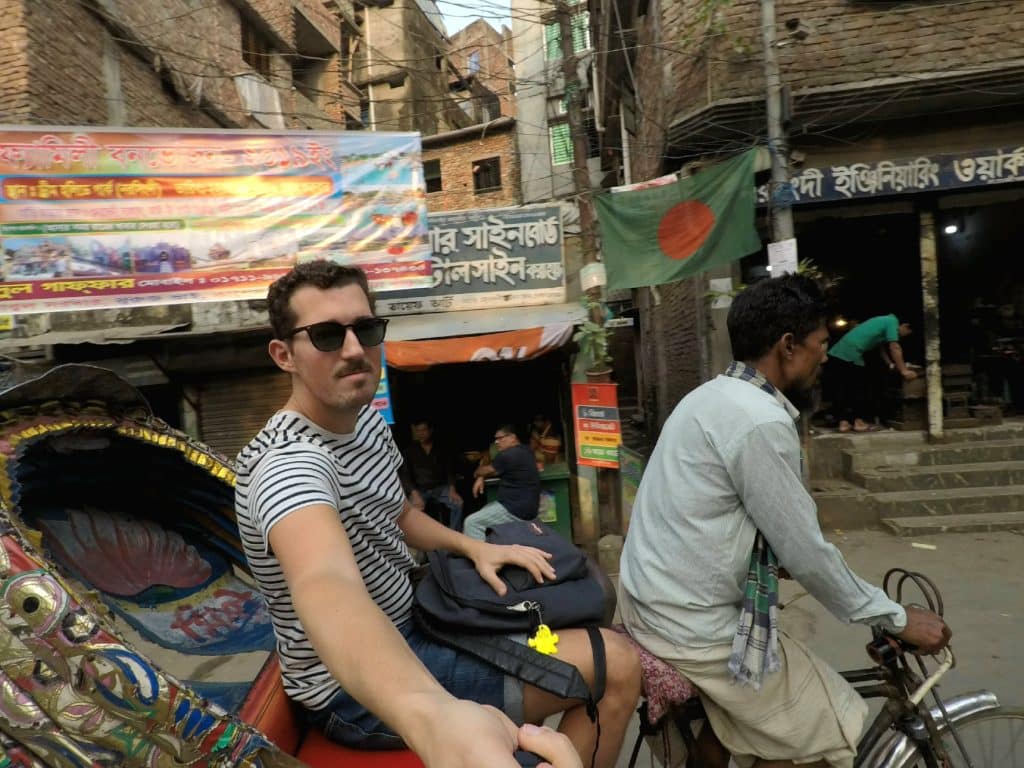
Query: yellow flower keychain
[[528, 624, 559, 655]]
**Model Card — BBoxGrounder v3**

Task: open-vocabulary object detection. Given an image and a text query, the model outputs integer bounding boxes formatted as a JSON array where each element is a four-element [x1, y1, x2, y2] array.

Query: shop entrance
[[387, 350, 574, 536], [937, 199, 1024, 414]]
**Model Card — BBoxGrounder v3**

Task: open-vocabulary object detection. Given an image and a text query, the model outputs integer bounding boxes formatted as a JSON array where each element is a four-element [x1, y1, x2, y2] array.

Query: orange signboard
[[384, 324, 572, 371], [571, 383, 622, 468]]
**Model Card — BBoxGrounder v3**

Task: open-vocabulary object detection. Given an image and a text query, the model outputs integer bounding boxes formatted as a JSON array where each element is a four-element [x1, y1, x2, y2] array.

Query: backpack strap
[[585, 625, 606, 712]]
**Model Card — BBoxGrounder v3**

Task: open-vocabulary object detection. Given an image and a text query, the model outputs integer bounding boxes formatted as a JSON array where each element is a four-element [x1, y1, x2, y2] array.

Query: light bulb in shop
[[944, 224, 958, 235], [834, 317, 848, 328]]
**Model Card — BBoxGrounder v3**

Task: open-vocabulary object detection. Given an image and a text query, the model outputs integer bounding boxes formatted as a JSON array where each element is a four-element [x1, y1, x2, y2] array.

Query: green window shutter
[[550, 123, 572, 165], [544, 22, 561, 60], [571, 12, 591, 53]]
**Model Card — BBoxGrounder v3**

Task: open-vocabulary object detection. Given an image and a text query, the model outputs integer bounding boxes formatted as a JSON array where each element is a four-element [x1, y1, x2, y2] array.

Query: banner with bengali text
[[0, 127, 433, 314]]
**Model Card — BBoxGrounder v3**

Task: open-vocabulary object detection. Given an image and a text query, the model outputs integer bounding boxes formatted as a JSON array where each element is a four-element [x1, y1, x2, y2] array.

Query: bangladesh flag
[[594, 148, 761, 290]]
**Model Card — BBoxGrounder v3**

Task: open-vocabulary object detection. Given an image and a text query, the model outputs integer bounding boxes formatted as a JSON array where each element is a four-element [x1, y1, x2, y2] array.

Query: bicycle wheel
[[899, 707, 1024, 767]]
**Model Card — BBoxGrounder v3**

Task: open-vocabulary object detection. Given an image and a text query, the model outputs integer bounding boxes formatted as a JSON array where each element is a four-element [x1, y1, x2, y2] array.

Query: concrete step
[[843, 438, 1024, 475], [873, 484, 1024, 518], [881, 511, 1024, 536], [855, 460, 1024, 492]]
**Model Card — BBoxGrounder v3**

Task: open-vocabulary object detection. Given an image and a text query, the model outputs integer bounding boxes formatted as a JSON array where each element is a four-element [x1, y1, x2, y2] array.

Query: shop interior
[[744, 212, 926, 427], [937, 199, 1024, 414], [742, 200, 1024, 426], [386, 348, 575, 534]]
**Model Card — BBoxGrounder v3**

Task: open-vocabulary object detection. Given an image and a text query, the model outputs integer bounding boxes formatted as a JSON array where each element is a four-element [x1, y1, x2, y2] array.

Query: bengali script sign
[[572, 383, 622, 469], [0, 127, 433, 314], [376, 204, 565, 316], [757, 145, 1024, 205]]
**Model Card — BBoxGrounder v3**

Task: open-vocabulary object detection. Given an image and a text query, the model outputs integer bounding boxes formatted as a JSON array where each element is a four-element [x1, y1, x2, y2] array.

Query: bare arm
[[474, 463, 498, 479], [888, 341, 915, 378], [269, 505, 454, 751]]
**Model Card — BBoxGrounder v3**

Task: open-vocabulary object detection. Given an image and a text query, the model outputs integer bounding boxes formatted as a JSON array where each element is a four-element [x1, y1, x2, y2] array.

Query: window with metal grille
[[550, 122, 573, 165], [472, 157, 501, 192], [543, 9, 591, 60], [424, 159, 442, 193], [241, 18, 274, 79]]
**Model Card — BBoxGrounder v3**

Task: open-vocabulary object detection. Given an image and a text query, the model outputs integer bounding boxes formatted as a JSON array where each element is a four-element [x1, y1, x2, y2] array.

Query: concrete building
[[510, 0, 602, 203], [593, 0, 1024, 439], [351, 0, 474, 135], [448, 19, 516, 119]]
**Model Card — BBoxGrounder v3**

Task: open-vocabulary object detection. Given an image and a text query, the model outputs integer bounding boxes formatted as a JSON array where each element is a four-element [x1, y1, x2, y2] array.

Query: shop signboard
[[757, 145, 1024, 206], [374, 346, 395, 424], [0, 126, 432, 314], [572, 382, 622, 469], [375, 204, 565, 316], [618, 445, 645, 530]]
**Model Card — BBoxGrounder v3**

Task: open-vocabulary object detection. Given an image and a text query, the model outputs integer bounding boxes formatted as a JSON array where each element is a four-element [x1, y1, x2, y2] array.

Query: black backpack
[[413, 520, 613, 718]]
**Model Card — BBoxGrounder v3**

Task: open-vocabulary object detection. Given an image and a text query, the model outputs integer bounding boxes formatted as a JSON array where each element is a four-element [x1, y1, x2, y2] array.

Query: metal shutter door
[[199, 370, 292, 460]]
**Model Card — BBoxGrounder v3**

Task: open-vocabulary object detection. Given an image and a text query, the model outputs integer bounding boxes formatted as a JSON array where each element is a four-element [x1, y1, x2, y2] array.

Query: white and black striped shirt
[[235, 407, 415, 710]]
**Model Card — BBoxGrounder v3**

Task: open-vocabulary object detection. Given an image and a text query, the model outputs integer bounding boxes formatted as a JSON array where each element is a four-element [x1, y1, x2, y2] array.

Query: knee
[[600, 629, 642, 703]]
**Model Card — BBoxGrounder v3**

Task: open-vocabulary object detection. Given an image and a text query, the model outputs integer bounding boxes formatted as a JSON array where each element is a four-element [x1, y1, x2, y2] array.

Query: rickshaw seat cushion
[[297, 729, 426, 767], [612, 625, 698, 725], [238, 657, 424, 767]]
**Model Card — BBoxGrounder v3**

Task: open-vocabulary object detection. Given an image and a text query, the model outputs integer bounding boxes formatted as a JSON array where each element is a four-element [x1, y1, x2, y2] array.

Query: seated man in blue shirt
[[619, 275, 950, 768], [464, 425, 541, 540]]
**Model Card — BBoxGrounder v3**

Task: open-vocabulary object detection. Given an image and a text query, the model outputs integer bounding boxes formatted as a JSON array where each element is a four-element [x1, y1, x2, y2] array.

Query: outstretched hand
[[413, 701, 582, 768], [466, 540, 555, 596]]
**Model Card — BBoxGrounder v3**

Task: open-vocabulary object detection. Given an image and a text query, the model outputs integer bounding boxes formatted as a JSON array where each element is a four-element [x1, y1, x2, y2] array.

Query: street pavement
[[599, 528, 1024, 767]]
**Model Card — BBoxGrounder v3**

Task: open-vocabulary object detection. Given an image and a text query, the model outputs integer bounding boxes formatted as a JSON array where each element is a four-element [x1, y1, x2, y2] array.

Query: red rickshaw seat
[[238, 657, 425, 767]]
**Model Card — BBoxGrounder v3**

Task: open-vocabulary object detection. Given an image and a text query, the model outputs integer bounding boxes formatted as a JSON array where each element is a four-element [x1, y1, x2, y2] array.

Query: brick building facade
[[593, 0, 1024, 435], [0, 0, 355, 130], [421, 117, 521, 212]]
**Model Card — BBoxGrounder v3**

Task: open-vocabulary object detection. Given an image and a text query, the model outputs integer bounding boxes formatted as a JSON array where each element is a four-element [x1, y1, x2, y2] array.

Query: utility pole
[[555, 0, 601, 274], [760, 0, 793, 241]]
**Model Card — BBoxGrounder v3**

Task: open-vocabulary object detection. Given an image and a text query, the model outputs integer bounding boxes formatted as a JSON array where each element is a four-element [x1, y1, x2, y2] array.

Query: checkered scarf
[[723, 361, 791, 689]]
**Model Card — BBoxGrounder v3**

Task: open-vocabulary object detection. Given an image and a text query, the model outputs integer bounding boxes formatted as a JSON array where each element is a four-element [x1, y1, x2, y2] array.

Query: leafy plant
[[703, 258, 842, 304], [573, 295, 613, 371]]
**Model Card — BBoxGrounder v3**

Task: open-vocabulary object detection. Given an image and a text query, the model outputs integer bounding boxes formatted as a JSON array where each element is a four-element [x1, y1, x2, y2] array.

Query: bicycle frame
[[849, 643, 1002, 768]]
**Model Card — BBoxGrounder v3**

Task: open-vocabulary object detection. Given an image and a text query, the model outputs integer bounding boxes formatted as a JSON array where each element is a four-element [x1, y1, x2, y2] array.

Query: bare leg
[[521, 628, 642, 768]]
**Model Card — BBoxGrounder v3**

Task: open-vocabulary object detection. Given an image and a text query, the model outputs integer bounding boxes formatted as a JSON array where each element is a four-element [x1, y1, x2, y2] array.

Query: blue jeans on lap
[[304, 619, 524, 749]]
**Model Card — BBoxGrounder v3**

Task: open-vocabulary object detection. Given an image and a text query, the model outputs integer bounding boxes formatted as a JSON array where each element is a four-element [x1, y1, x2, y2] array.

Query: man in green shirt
[[829, 314, 916, 433]]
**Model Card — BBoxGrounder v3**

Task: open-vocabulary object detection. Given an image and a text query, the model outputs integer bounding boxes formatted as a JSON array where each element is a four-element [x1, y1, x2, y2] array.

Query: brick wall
[[0, 0, 29, 123], [422, 127, 521, 212], [637, 277, 704, 432], [9, 0, 340, 130]]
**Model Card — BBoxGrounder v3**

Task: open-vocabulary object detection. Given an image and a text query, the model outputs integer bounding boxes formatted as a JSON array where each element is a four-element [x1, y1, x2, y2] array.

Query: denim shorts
[[305, 620, 526, 749]]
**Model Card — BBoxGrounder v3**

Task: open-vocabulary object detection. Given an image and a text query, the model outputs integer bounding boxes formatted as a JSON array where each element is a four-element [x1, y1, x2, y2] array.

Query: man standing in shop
[[464, 425, 542, 540], [829, 313, 917, 433], [400, 419, 464, 531]]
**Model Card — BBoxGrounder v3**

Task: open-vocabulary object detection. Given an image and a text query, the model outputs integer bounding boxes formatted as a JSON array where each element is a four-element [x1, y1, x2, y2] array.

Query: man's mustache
[[334, 360, 373, 378]]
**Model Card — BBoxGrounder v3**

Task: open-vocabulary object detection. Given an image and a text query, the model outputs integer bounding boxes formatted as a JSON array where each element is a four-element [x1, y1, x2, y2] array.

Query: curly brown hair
[[267, 261, 375, 340]]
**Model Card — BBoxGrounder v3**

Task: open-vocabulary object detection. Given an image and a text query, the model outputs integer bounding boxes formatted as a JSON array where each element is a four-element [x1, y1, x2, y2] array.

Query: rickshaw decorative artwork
[[0, 364, 310, 767]]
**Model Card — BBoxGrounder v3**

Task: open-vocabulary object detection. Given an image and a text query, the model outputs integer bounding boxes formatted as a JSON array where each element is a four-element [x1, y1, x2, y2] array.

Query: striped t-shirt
[[234, 407, 415, 710]]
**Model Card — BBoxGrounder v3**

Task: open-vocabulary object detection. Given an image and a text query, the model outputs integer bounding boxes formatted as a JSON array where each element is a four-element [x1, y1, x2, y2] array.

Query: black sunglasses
[[284, 318, 389, 351]]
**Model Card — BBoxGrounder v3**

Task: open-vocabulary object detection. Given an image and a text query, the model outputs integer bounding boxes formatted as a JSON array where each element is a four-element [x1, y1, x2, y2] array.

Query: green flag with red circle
[[594, 148, 761, 290]]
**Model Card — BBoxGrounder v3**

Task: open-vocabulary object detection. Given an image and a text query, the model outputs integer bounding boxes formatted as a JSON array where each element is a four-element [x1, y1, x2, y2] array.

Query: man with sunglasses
[[234, 261, 640, 768]]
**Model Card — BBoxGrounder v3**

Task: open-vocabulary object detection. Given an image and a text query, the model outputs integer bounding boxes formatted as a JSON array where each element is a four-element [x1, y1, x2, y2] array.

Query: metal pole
[[920, 210, 944, 441], [760, 0, 793, 241]]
